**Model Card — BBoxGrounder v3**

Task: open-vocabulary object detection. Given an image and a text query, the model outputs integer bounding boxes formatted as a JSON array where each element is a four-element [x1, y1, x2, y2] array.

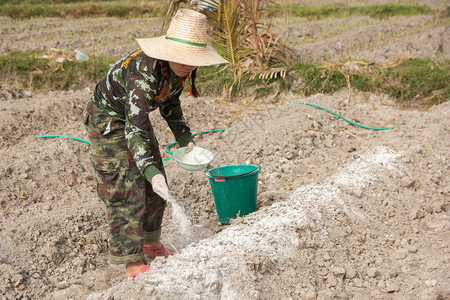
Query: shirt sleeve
[[159, 89, 194, 148], [124, 70, 161, 175]]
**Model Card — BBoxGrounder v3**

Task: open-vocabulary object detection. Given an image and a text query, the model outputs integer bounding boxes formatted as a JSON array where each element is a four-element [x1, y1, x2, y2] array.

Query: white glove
[[185, 142, 195, 153], [151, 174, 171, 201]]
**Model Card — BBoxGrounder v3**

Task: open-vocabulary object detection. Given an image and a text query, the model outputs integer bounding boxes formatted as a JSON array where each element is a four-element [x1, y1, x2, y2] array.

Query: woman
[[82, 9, 228, 279]]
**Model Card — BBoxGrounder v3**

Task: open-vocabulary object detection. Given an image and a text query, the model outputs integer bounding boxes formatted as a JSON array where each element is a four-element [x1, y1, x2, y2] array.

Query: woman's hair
[[160, 61, 200, 99], [160, 61, 172, 100], [190, 69, 200, 98]]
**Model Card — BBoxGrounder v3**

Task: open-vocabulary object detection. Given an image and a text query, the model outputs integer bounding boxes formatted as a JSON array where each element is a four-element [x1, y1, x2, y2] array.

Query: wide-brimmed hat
[[137, 9, 228, 67]]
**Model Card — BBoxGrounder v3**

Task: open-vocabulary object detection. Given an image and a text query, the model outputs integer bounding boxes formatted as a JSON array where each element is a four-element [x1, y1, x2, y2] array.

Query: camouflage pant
[[82, 100, 166, 265]]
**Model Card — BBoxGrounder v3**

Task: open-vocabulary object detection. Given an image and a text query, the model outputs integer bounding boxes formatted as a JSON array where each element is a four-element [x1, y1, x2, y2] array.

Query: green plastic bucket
[[206, 164, 260, 224]]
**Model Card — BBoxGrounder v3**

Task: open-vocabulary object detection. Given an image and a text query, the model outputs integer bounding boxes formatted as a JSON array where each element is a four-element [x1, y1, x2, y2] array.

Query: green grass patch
[[0, 3, 163, 19], [378, 58, 449, 104], [0, 50, 116, 90], [270, 4, 432, 20], [197, 66, 234, 96], [288, 58, 449, 105], [290, 63, 348, 95], [2, 50, 448, 105]]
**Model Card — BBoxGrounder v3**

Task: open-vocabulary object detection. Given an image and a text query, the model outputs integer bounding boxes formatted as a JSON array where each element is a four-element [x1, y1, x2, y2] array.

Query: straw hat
[[137, 9, 229, 66]]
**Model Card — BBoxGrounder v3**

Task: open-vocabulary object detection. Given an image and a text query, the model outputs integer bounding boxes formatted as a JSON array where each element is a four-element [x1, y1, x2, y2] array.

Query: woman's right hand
[[185, 142, 195, 153], [151, 174, 171, 200]]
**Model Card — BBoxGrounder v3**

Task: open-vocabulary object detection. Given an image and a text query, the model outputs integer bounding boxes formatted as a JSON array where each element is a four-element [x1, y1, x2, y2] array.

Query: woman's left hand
[[185, 142, 195, 153], [151, 174, 171, 201]]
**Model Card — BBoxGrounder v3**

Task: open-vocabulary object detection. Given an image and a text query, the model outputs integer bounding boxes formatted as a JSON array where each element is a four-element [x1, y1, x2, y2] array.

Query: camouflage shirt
[[92, 48, 193, 174]]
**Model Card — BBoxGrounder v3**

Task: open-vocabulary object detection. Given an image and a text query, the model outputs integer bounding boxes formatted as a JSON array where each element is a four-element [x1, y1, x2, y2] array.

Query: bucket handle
[[206, 166, 260, 179]]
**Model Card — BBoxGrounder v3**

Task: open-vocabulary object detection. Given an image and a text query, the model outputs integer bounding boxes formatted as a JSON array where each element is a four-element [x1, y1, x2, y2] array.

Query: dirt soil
[[0, 1, 449, 299]]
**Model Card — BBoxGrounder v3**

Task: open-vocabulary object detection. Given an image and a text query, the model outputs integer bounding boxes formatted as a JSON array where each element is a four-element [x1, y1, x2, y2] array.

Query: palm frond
[[203, 0, 251, 65], [249, 67, 287, 80], [198, 0, 220, 13]]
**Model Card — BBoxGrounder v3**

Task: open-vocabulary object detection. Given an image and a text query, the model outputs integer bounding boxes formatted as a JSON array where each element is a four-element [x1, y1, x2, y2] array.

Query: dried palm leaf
[[239, 0, 262, 62], [249, 67, 286, 80]]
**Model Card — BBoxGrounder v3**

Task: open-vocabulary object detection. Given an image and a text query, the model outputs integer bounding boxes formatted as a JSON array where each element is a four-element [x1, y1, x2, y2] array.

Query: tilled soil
[[0, 1, 449, 299]]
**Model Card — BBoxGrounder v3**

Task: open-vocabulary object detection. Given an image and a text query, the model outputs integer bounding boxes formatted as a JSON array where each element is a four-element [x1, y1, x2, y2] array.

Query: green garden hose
[[285, 102, 395, 130], [38, 101, 398, 161], [38, 134, 90, 145], [161, 102, 396, 159]]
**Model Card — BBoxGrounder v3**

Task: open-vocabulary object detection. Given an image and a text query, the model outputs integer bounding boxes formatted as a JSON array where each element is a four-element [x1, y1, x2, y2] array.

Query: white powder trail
[[167, 195, 192, 236]]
